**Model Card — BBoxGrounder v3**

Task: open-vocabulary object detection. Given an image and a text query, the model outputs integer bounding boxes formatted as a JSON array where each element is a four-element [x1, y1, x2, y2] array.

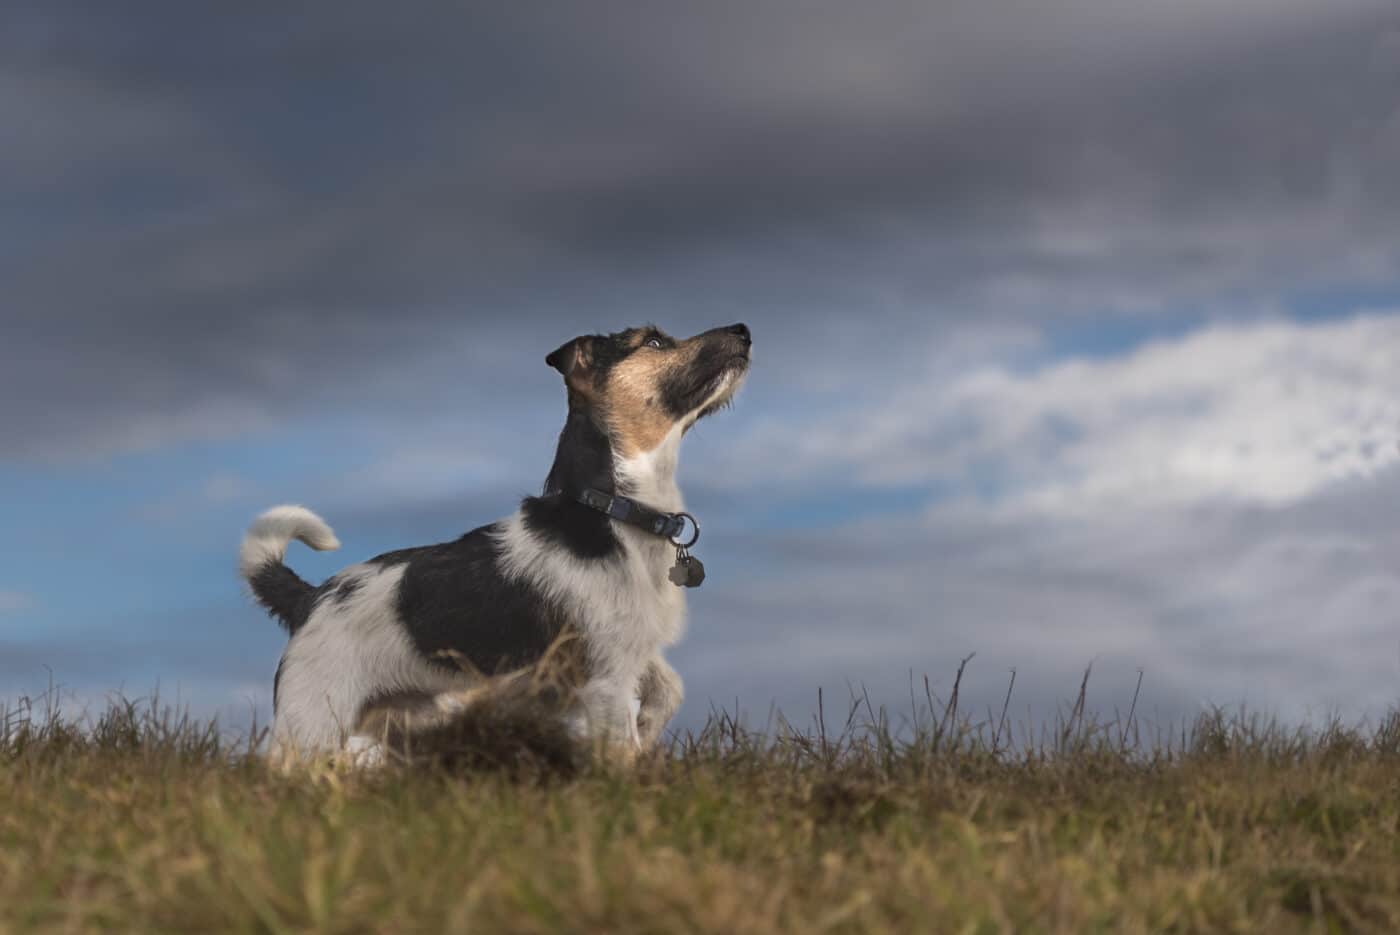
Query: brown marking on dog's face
[[602, 330, 704, 457], [547, 325, 752, 458]]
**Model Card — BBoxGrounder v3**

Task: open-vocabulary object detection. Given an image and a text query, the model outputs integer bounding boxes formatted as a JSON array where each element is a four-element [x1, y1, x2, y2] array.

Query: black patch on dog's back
[[521, 496, 617, 559], [368, 525, 579, 677]]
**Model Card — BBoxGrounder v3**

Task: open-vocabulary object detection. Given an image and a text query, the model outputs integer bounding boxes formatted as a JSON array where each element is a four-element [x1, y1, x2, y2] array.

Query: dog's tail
[[240, 505, 340, 634]]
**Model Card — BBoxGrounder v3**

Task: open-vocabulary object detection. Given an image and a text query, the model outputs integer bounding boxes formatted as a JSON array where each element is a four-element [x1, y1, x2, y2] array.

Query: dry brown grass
[[4, 669, 1400, 933]]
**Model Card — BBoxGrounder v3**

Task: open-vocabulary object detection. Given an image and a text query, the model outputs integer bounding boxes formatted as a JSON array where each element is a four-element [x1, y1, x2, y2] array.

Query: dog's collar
[[575, 488, 700, 547]]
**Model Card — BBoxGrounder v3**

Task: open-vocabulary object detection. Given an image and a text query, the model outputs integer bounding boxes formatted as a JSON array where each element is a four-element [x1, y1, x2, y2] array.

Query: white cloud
[[726, 313, 1400, 516], [675, 312, 1400, 728], [949, 314, 1400, 513]]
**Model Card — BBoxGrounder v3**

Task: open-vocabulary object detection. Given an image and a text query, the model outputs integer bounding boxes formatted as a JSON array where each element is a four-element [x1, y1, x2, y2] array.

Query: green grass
[[4, 672, 1400, 934]]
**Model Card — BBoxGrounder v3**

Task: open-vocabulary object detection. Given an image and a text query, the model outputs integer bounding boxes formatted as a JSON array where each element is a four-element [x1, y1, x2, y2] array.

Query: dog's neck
[[543, 408, 615, 498], [614, 423, 685, 514], [543, 410, 684, 514]]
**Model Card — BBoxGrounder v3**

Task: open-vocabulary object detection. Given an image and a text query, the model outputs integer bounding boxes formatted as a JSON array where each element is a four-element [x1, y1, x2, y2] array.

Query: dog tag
[[669, 550, 706, 588], [683, 555, 705, 587]]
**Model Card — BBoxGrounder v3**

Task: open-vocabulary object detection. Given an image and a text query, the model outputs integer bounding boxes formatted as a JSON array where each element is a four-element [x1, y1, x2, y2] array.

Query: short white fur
[[238, 505, 340, 579], [270, 561, 472, 753]]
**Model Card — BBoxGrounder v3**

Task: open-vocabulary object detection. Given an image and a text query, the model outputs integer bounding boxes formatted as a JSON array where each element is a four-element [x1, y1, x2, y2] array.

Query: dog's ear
[[545, 336, 596, 394]]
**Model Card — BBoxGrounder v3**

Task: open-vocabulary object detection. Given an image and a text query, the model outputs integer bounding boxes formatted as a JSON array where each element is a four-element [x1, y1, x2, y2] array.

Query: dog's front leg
[[577, 677, 642, 764], [636, 656, 683, 748]]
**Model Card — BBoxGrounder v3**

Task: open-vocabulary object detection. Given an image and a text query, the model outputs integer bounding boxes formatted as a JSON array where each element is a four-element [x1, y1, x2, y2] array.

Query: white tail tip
[[239, 505, 340, 579]]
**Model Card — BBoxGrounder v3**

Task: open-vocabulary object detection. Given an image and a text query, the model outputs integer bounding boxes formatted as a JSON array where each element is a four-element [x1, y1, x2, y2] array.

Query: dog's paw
[[343, 734, 386, 769]]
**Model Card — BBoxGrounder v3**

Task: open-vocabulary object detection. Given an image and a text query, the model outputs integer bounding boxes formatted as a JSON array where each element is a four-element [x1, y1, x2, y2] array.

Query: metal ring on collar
[[668, 512, 700, 549]]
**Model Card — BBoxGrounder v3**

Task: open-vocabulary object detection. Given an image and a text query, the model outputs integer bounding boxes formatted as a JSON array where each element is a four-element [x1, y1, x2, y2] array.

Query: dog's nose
[[727, 323, 751, 345]]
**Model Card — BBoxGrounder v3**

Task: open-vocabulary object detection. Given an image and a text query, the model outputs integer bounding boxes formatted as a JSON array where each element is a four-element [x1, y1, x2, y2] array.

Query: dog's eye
[[644, 337, 663, 349]]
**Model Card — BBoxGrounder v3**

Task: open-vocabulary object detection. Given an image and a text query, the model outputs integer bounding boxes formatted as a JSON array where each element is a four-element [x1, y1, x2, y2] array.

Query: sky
[[3, 1, 1400, 739]]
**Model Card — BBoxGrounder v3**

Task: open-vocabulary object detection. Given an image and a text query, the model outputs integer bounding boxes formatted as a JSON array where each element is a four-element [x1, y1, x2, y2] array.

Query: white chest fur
[[497, 421, 692, 683], [494, 510, 686, 679]]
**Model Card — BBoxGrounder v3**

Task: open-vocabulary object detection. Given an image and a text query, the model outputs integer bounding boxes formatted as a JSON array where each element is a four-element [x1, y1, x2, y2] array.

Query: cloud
[[3, 0, 1398, 461], [682, 472, 1400, 731], [9, 314, 1400, 734], [720, 313, 1400, 512], [4, 2, 1400, 736], [667, 313, 1400, 727]]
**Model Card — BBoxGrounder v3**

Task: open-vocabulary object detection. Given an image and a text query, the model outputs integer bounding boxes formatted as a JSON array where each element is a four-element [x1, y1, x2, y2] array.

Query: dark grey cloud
[[3, 0, 1398, 459]]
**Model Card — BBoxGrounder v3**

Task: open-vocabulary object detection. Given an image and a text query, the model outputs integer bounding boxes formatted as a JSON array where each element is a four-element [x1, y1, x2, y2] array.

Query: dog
[[239, 323, 751, 760]]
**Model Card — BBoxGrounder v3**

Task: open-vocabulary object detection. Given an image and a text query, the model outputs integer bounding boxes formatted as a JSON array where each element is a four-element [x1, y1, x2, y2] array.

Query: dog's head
[[546, 324, 751, 457]]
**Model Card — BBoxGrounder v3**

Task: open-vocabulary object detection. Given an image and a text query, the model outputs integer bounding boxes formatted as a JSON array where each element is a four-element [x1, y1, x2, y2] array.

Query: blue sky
[[3, 1, 1400, 737]]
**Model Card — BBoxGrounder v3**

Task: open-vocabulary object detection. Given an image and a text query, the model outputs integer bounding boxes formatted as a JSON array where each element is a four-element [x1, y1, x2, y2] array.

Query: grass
[[4, 667, 1400, 934]]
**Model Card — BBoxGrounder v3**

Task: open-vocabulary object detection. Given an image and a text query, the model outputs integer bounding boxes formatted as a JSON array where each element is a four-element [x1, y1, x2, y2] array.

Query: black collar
[[575, 488, 699, 547]]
